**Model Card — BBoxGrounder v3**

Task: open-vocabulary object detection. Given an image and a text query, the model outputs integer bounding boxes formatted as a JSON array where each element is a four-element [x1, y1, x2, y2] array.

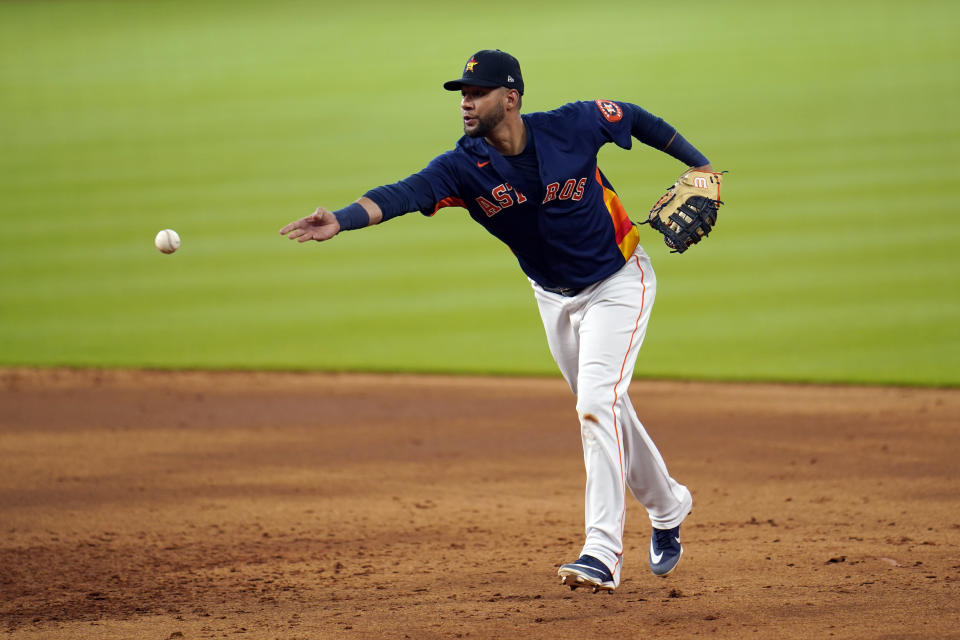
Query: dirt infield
[[1, 369, 958, 639]]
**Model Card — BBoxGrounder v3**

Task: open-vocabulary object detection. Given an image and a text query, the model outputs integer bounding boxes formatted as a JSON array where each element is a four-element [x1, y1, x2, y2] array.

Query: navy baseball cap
[[443, 49, 524, 95]]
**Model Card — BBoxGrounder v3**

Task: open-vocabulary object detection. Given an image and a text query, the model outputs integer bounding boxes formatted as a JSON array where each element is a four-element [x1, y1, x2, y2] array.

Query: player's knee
[[578, 411, 601, 445], [578, 404, 614, 451], [576, 397, 607, 427]]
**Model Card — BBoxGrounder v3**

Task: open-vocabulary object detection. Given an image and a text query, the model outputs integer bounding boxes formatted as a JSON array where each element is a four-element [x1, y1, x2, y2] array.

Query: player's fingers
[[298, 230, 325, 243], [279, 220, 305, 235]]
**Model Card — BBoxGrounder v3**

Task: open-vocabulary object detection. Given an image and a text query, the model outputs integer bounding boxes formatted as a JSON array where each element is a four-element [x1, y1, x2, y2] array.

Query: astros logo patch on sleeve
[[595, 99, 623, 123]]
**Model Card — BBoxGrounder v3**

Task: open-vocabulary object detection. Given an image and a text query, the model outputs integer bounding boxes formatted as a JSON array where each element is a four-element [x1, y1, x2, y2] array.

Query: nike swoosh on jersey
[[477, 161, 490, 168]]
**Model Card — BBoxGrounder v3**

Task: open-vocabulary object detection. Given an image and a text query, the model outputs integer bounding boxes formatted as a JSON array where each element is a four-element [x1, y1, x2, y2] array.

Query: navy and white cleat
[[649, 525, 683, 576], [558, 555, 615, 593]]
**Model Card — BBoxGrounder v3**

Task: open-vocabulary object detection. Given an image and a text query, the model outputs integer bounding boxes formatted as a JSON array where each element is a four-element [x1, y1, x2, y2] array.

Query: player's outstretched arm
[[280, 198, 384, 243]]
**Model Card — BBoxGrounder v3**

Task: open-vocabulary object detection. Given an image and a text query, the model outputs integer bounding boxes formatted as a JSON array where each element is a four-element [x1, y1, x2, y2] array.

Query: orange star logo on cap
[[465, 58, 478, 72]]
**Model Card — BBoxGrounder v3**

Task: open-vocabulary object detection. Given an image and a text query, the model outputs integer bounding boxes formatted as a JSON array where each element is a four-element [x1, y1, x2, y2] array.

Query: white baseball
[[155, 229, 181, 254]]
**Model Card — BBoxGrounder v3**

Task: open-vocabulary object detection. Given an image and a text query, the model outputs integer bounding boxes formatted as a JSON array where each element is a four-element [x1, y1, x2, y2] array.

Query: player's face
[[460, 86, 506, 138]]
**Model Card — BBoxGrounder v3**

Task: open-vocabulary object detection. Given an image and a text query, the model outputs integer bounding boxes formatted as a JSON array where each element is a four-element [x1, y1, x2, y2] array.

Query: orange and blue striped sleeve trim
[[428, 196, 467, 216]]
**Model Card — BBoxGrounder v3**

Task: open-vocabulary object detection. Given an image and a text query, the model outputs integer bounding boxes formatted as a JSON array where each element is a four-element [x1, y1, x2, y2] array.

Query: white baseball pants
[[533, 247, 693, 587]]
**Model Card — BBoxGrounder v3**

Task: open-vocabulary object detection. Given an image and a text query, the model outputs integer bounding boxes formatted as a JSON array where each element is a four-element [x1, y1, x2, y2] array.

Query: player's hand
[[280, 207, 341, 243]]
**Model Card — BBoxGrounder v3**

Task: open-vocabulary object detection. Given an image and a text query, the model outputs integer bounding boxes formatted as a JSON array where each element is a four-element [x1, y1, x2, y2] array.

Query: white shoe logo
[[651, 536, 682, 564], [650, 540, 663, 564]]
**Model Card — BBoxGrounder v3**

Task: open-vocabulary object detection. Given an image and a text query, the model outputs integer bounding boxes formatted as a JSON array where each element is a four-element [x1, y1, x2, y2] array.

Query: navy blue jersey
[[366, 100, 668, 289]]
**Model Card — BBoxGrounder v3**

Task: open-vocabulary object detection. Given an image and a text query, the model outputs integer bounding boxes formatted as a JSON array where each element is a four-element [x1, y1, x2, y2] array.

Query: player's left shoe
[[558, 555, 615, 593], [649, 525, 683, 576]]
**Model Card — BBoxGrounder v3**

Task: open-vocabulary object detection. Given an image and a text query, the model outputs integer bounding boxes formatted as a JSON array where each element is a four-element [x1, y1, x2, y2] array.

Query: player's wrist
[[331, 202, 369, 231]]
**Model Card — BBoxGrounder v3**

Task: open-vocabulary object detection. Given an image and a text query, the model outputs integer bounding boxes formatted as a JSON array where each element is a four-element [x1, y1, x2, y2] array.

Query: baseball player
[[281, 49, 714, 593]]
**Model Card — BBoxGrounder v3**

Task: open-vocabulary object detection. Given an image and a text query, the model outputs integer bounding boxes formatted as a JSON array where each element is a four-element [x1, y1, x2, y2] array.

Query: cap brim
[[443, 78, 503, 91]]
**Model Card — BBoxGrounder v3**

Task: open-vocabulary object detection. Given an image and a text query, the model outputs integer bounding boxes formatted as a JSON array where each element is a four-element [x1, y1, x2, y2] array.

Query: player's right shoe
[[649, 524, 683, 576], [558, 555, 615, 593]]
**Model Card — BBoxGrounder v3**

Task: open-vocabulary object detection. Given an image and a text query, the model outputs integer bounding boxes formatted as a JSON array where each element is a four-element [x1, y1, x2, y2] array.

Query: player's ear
[[505, 88, 521, 111]]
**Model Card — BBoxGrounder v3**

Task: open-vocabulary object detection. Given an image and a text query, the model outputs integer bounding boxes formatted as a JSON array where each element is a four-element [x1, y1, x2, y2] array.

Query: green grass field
[[2, 0, 958, 385]]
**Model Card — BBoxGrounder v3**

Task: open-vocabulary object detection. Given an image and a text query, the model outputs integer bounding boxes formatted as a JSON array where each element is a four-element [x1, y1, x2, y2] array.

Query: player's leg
[[619, 400, 692, 530], [595, 251, 689, 575], [534, 283, 619, 591], [570, 250, 657, 587], [619, 395, 692, 577], [573, 248, 691, 578]]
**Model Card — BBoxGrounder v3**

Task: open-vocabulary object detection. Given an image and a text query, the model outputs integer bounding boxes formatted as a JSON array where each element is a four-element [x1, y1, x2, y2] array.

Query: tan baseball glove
[[646, 169, 725, 253]]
